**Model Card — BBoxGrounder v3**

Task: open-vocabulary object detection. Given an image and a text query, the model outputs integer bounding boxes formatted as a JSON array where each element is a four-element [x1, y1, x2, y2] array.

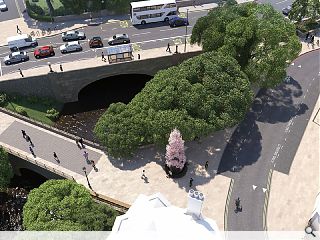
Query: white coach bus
[[130, 0, 178, 25]]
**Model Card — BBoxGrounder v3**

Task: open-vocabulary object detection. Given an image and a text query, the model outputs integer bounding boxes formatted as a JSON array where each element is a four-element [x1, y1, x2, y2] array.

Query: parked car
[[4, 51, 29, 65], [60, 41, 82, 53], [108, 34, 130, 45], [169, 17, 189, 28], [62, 31, 86, 41], [0, 0, 8, 12], [89, 36, 103, 48], [34, 45, 55, 59], [282, 6, 292, 16]]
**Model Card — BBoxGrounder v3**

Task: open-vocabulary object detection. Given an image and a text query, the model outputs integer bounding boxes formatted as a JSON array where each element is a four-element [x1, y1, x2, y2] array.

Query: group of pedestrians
[[21, 130, 35, 157], [21, 129, 98, 172], [166, 43, 179, 54], [305, 32, 319, 48]]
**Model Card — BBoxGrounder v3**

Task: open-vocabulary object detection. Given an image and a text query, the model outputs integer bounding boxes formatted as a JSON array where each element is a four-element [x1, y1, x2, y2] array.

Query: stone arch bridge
[[0, 51, 201, 103]]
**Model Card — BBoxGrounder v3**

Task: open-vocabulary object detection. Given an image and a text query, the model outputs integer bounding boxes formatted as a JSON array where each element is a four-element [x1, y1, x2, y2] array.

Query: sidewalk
[[0, 43, 202, 81], [267, 96, 319, 230]]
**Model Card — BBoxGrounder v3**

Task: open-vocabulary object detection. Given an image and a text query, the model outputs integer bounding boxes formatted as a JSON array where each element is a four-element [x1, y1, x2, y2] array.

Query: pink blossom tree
[[165, 128, 186, 173]]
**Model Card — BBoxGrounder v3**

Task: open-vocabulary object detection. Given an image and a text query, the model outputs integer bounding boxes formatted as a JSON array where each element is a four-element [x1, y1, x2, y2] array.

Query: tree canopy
[[23, 179, 118, 231], [94, 51, 253, 158], [191, 3, 301, 88], [0, 147, 13, 190], [289, 0, 320, 22]]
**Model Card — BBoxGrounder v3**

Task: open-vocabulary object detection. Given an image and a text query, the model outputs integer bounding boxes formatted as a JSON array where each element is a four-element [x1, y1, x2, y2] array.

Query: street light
[[82, 167, 93, 190], [184, 9, 189, 53]]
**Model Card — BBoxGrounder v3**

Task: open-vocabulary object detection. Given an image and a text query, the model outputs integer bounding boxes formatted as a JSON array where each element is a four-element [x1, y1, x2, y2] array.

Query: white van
[[7, 34, 38, 51]]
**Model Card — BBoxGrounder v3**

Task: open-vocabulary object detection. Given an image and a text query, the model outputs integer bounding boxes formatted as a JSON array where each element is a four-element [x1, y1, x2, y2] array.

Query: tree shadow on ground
[[217, 112, 262, 176], [252, 78, 308, 124]]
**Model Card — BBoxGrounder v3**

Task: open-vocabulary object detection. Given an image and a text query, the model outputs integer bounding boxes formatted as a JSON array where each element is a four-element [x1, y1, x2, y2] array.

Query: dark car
[[108, 34, 130, 45], [169, 17, 189, 28], [34, 45, 55, 59], [89, 36, 103, 48], [282, 6, 292, 16]]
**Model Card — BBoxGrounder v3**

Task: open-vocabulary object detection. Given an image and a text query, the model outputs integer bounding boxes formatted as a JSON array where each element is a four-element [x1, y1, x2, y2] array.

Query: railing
[[0, 143, 130, 213], [0, 107, 105, 152], [1, 143, 75, 180]]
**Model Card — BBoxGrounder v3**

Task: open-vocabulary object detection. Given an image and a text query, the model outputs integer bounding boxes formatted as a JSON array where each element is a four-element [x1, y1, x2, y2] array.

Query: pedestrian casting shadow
[[217, 112, 262, 176], [253, 79, 308, 124], [108, 128, 234, 192]]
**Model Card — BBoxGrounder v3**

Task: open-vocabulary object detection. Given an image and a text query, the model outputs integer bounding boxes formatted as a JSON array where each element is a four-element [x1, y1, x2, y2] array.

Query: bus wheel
[[164, 17, 169, 22], [141, 20, 146, 25]]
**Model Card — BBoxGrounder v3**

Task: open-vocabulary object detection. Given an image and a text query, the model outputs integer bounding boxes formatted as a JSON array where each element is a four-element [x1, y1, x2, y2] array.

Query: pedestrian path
[[0, 120, 101, 175]]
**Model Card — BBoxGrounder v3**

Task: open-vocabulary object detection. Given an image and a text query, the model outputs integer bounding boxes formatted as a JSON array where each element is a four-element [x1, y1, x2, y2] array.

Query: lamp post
[[184, 9, 189, 53], [82, 167, 92, 190]]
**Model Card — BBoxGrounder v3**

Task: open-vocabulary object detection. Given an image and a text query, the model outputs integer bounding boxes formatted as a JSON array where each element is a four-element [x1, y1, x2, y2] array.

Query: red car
[[34, 45, 55, 59]]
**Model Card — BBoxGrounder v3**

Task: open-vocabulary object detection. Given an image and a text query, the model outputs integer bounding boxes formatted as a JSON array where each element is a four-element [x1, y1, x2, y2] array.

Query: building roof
[[108, 192, 221, 240], [106, 44, 132, 55], [130, 0, 176, 8]]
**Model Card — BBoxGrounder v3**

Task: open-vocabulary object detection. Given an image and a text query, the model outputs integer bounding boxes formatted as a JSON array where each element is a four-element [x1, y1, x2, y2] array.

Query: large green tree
[[95, 52, 253, 158], [289, 0, 320, 22], [23, 179, 118, 231], [191, 3, 301, 88], [0, 147, 13, 190]]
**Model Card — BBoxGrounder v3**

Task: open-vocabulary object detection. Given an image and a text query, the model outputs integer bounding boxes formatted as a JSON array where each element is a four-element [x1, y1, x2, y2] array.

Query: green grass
[[4, 95, 63, 126], [32, 0, 63, 15]]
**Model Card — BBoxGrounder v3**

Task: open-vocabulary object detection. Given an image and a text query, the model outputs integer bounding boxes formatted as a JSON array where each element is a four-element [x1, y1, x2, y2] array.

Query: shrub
[[29, 3, 45, 15], [0, 93, 7, 107], [15, 106, 28, 116], [46, 108, 59, 121]]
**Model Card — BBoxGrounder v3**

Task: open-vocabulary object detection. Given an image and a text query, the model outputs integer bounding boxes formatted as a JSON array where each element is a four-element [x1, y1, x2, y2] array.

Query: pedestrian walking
[[175, 45, 178, 54], [91, 160, 98, 171], [21, 130, 26, 139], [83, 150, 89, 161], [18, 68, 24, 77], [79, 138, 84, 148], [101, 52, 106, 61], [53, 152, 58, 159], [29, 146, 35, 157], [16, 25, 21, 34], [141, 169, 146, 179], [26, 135, 34, 147], [193, 0, 196, 7], [317, 39, 320, 47], [305, 32, 310, 41], [189, 177, 193, 187], [310, 35, 315, 44], [60, 64, 63, 72], [166, 43, 171, 53], [205, 161, 209, 170]]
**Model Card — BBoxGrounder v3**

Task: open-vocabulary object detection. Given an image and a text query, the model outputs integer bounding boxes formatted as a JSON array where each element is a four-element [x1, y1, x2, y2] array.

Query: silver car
[[108, 34, 130, 45], [0, 0, 8, 12], [62, 30, 86, 41], [4, 51, 29, 65], [60, 41, 82, 53]]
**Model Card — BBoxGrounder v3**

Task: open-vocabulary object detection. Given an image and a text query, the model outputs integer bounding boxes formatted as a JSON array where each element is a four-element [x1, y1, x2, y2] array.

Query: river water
[[54, 74, 151, 141]]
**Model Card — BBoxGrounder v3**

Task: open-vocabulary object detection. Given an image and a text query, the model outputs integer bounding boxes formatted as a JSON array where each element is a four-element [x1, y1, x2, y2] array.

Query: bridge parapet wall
[[0, 50, 202, 103]]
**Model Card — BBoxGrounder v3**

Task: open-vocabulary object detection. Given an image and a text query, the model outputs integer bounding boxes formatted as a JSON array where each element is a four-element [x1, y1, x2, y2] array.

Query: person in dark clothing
[[189, 177, 193, 187], [21, 130, 26, 139]]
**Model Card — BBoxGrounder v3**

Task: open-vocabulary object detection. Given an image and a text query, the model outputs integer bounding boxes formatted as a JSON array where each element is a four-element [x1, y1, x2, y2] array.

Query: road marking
[[276, 0, 288, 4], [132, 32, 151, 36], [160, 29, 176, 32], [112, 28, 117, 30], [298, 65, 302, 68], [252, 185, 257, 190], [224, 178, 234, 231], [0, 61, 2, 76], [132, 34, 191, 45], [14, 0, 22, 18], [262, 188, 267, 193], [119, 20, 129, 28], [303, 95, 306, 99]]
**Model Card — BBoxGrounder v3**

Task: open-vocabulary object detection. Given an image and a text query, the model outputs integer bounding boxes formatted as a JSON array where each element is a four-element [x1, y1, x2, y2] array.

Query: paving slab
[[0, 120, 102, 175], [267, 96, 319, 230]]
